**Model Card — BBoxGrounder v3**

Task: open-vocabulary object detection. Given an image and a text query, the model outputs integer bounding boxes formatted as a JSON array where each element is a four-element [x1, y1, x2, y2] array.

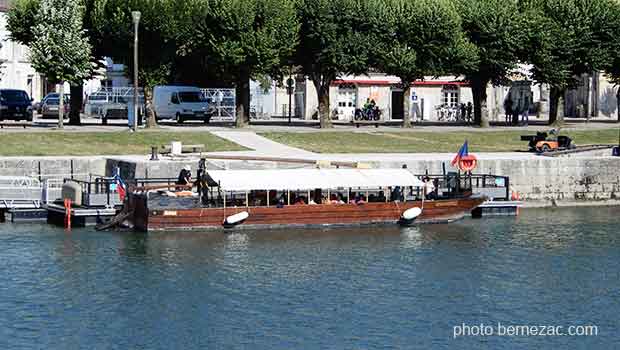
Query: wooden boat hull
[[130, 194, 485, 232]]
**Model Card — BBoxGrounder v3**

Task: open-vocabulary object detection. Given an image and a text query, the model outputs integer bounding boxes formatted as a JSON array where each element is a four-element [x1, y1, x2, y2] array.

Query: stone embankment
[[1, 149, 619, 207]]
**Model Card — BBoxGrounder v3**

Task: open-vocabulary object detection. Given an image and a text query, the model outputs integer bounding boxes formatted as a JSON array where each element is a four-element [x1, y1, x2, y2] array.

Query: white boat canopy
[[206, 169, 425, 192]]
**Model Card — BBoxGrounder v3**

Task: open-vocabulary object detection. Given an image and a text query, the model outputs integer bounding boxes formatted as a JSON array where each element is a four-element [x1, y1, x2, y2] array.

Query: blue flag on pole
[[451, 141, 469, 167]]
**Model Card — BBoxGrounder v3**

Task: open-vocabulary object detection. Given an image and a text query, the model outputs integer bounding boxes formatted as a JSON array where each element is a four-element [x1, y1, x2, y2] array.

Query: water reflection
[[1, 207, 619, 349]]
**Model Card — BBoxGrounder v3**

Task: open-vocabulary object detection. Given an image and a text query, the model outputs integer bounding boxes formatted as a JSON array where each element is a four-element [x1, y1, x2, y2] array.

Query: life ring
[[458, 154, 478, 172]]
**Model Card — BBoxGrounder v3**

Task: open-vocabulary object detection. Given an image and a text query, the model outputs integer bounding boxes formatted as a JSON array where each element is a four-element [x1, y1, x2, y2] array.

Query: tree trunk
[[235, 70, 251, 128], [471, 78, 490, 128], [68, 84, 83, 125], [403, 84, 412, 128], [145, 86, 157, 128], [548, 86, 564, 126], [315, 81, 332, 129], [58, 84, 64, 129], [617, 87, 620, 123]]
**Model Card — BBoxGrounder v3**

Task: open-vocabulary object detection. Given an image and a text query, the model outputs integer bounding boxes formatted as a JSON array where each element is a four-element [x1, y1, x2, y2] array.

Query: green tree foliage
[[90, 0, 186, 127], [455, 0, 525, 127], [295, 0, 385, 128], [8, 0, 105, 125], [6, 0, 38, 44], [526, 0, 620, 125], [29, 0, 92, 129], [177, 0, 299, 127], [378, 0, 475, 127]]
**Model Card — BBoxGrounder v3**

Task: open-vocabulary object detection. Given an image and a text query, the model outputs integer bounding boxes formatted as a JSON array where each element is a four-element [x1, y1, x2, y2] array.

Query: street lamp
[[131, 11, 141, 132]]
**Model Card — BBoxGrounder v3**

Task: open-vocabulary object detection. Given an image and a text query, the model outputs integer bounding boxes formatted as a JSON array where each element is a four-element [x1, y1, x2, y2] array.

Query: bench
[[159, 144, 205, 154], [351, 120, 384, 128], [0, 122, 31, 129]]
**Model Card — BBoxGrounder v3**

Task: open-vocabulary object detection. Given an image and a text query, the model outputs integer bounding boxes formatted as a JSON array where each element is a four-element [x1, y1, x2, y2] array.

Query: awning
[[206, 169, 425, 192]]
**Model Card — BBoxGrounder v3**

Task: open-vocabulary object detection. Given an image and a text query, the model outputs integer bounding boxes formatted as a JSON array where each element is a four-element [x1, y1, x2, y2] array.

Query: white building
[[0, 1, 44, 100]]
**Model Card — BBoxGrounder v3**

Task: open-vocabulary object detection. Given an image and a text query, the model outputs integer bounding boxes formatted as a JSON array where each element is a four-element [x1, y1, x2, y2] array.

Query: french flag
[[451, 141, 469, 167], [114, 168, 127, 201]]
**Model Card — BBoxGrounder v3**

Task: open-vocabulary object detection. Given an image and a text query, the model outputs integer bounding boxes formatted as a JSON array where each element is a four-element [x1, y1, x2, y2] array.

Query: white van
[[153, 86, 210, 123]]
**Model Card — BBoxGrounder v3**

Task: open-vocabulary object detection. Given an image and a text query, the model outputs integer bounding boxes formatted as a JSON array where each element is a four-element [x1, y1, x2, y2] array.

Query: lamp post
[[286, 77, 294, 124], [131, 11, 141, 132]]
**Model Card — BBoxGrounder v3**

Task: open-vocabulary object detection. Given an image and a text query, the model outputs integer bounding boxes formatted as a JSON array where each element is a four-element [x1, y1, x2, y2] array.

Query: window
[[442, 86, 459, 107], [0, 90, 30, 102], [178, 91, 206, 103], [337, 86, 357, 108], [171, 93, 180, 104]]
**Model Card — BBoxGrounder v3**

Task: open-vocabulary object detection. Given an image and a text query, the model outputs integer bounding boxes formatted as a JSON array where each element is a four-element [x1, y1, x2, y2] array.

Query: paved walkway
[[210, 131, 316, 157], [209, 131, 538, 163]]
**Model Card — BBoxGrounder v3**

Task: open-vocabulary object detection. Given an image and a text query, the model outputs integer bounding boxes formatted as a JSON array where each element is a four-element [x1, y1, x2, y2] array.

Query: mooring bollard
[[64, 198, 72, 231], [150, 146, 159, 161]]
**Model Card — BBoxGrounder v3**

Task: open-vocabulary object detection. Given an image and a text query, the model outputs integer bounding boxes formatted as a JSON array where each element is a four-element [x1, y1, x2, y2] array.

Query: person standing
[[504, 97, 513, 126], [466, 102, 473, 124]]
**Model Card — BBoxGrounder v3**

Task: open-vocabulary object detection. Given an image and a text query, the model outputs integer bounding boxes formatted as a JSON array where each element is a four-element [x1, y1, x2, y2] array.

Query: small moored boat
[[127, 168, 485, 232]]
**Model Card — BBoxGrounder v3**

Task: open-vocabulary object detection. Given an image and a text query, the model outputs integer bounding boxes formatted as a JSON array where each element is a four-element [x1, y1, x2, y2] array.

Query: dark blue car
[[0, 89, 33, 121]]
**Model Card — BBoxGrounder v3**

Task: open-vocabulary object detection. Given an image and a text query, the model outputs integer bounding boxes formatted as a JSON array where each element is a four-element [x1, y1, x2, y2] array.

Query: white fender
[[402, 207, 422, 221], [224, 211, 249, 226]]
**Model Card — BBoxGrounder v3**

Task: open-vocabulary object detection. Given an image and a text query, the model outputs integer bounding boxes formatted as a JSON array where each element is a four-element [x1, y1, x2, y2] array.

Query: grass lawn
[[261, 129, 620, 153], [0, 131, 246, 156]]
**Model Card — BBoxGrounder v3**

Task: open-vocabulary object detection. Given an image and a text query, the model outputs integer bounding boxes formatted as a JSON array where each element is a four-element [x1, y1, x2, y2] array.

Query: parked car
[[37, 93, 70, 115], [0, 89, 33, 121], [153, 86, 210, 123], [40, 97, 70, 119]]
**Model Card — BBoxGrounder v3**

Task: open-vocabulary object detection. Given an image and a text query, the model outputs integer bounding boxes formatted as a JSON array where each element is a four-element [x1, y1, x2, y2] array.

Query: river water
[[0, 207, 618, 349]]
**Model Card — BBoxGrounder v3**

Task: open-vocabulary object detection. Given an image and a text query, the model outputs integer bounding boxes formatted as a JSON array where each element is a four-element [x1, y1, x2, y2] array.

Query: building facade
[[0, 1, 45, 100]]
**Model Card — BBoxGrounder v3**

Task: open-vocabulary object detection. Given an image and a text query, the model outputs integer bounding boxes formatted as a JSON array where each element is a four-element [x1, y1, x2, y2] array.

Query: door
[[391, 90, 404, 120]]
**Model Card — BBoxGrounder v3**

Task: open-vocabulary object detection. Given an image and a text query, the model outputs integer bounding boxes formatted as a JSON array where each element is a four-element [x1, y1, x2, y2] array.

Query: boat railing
[[419, 173, 510, 201], [62, 175, 124, 208]]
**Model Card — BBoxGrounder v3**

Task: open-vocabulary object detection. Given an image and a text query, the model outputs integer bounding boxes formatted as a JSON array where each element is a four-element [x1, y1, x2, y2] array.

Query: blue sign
[[411, 93, 418, 102]]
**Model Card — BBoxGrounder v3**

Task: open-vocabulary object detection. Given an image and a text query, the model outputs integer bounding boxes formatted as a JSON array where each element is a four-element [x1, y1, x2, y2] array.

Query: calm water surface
[[0, 207, 619, 349]]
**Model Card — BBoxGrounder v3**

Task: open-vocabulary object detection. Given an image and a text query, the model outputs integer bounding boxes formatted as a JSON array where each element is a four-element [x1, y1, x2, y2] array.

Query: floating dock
[[46, 203, 118, 227]]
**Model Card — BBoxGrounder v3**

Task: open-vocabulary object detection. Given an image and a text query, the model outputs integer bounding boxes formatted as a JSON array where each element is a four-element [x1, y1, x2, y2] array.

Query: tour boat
[[127, 168, 485, 232]]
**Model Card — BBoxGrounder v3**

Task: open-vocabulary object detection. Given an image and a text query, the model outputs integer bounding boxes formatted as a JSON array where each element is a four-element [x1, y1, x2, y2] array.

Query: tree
[[526, 0, 620, 125], [29, 0, 92, 129], [377, 0, 475, 128], [603, 1, 620, 122], [8, 0, 105, 125], [177, 0, 299, 127], [295, 0, 382, 128], [90, 0, 185, 128], [456, 0, 525, 127]]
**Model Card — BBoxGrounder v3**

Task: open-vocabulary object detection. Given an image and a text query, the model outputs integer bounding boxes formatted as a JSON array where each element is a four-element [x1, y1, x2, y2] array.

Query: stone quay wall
[[375, 156, 620, 203], [1, 155, 619, 205]]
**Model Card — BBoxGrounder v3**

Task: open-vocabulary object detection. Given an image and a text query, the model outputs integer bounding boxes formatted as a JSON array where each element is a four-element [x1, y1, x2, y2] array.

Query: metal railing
[[85, 87, 145, 118], [416, 173, 510, 201], [202, 88, 236, 122], [0, 176, 42, 209]]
